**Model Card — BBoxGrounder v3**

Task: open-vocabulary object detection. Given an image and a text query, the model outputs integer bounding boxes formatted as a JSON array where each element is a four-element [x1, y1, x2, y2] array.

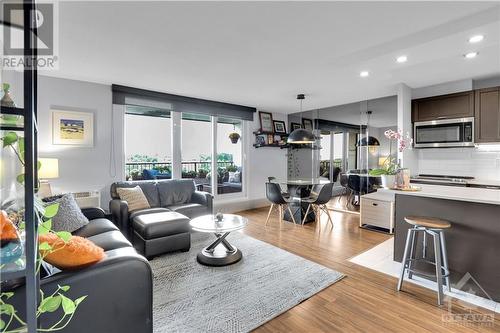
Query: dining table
[[278, 178, 332, 224]]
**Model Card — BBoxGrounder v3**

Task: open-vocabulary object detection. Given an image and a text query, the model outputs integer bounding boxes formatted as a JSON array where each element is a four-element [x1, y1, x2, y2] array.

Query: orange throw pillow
[[39, 233, 105, 270]]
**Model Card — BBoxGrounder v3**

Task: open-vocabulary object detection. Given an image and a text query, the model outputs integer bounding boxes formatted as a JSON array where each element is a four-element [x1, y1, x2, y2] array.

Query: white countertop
[[378, 184, 500, 206]]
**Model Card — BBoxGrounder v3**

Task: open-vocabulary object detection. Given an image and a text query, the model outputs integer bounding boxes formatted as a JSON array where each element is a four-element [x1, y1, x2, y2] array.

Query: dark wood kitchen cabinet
[[412, 91, 474, 122], [475, 86, 500, 143]]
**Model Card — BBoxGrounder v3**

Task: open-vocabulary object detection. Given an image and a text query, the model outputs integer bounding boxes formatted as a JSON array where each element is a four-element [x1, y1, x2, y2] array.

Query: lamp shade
[[38, 158, 59, 179], [287, 128, 315, 144], [357, 136, 380, 147]]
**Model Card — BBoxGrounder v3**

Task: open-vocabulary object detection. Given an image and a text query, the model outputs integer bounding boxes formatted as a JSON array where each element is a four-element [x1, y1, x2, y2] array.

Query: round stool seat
[[404, 216, 451, 229]]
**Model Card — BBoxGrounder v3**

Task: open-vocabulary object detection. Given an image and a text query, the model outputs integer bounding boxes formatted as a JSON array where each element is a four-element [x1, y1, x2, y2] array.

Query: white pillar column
[[397, 83, 418, 174], [171, 112, 182, 179]]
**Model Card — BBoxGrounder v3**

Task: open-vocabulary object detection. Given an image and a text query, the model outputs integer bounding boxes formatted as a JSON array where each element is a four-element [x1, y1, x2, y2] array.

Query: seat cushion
[[72, 218, 118, 238], [129, 207, 171, 221], [132, 211, 190, 239], [157, 179, 195, 206], [168, 203, 208, 219], [87, 230, 132, 251]]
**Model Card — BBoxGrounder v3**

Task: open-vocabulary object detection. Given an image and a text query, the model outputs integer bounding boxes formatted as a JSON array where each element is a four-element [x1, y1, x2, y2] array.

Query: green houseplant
[[1, 132, 87, 332]]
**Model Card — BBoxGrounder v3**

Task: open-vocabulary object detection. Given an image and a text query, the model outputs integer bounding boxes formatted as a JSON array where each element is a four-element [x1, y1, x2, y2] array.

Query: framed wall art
[[52, 110, 94, 147]]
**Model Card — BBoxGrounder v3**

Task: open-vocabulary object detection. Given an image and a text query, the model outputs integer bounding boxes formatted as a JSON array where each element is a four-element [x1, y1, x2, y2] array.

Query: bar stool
[[397, 216, 452, 305]]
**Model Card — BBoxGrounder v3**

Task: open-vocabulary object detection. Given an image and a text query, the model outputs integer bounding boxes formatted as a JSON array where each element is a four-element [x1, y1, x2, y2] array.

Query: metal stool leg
[[408, 227, 418, 280], [397, 228, 415, 291], [439, 231, 451, 292], [432, 231, 444, 305]]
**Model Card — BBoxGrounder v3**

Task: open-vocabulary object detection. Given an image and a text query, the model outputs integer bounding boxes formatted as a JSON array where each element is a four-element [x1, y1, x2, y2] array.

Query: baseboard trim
[[214, 197, 269, 213]]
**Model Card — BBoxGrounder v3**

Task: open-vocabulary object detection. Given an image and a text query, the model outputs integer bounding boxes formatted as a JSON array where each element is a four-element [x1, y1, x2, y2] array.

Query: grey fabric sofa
[[110, 179, 213, 257]]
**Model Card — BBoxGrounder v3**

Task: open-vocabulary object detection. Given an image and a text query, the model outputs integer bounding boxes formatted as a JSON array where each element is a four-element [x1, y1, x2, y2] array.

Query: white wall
[[37, 76, 123, 207]]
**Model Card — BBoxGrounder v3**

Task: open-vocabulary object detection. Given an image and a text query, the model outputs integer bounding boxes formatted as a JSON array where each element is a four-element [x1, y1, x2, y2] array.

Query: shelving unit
[[252, 130, 289, 149], [0, 2, 39, 333]]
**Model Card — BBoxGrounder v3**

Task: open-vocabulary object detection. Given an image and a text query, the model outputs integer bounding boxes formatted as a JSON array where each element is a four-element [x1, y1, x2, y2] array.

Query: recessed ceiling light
[[464, 52, 478, 59], [396, 55, 408, 63], [360, 71, 369, 77], [468, 35, 484, 43]]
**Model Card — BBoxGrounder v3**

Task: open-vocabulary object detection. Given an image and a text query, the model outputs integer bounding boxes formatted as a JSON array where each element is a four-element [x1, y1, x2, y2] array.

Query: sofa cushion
[[117, 186, 151, 211], [157, 179, 195, 207], [72, 218, 118, 238], [129, 207, 171, 221], [110, 181, 160, 207], [87, 230, 132, 251], [47, 194, 89, 232], [168, 203, 207, 219], [133, 211, 190, 239]]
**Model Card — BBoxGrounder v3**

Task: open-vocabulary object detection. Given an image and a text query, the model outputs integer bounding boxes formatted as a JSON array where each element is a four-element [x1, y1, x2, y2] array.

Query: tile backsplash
[[418, 148, 500, 180]]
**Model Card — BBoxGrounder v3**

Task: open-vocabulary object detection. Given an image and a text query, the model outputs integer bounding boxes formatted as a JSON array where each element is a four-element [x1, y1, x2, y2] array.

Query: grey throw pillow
[[50, 194, 89, 233]]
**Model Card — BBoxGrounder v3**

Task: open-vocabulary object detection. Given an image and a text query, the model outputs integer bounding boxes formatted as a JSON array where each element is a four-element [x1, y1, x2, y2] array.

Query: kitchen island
[[378, 184, 500, 302]]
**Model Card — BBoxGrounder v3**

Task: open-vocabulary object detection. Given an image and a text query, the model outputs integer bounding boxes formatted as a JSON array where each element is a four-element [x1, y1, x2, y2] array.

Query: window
[[181, 113, 212, 193], [124, 106, 172, 181], [217, 117, 243, 195]]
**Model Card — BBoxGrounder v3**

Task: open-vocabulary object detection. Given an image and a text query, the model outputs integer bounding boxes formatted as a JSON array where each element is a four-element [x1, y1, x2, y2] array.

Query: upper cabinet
[[412, 91, 474, 122], [475, 87, 500, 143]]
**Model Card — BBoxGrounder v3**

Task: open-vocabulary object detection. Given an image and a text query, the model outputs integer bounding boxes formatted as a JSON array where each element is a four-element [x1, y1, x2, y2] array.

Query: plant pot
[[380, 174, 396, 189]]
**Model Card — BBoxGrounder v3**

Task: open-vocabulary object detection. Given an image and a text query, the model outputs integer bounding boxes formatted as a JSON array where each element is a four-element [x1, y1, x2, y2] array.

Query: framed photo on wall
[[258, 111, 274, 132], [302, 118, 313, 131], [290, 122, 302, 131], [273, 120, 287, 134], [52, 110, 94, 147]]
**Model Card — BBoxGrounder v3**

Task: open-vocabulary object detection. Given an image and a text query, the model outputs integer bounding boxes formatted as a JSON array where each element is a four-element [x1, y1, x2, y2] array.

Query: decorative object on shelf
[[302, 118, 313, 131], [1, 83, 17, 107], [52, 109, 94, 147], [290, 122, 302, 131], [258, 111, 274, 133], [267, 134, 274, 144], [273, 120, 287, 134], [288, 94, 315, 144], [0, 210, 23, 265], [38, 158, 59, 198], [228, 124, 240, 144], [255, 134, 266, 145]]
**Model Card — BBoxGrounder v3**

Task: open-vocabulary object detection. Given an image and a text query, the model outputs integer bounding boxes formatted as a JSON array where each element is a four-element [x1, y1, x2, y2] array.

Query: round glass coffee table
[[190, 214, 248, 266]]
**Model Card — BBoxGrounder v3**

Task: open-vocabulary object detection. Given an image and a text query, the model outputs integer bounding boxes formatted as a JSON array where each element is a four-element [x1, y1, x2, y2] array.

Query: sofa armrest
[[191, 190, 213, 213], [109, 199, 130, 238], [9, 248, 152, 333], [81, 207, 106, 220]]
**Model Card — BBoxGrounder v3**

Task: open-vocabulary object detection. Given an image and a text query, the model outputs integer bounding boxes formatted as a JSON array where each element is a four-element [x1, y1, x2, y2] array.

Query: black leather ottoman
[[132, 211, 191, 259]]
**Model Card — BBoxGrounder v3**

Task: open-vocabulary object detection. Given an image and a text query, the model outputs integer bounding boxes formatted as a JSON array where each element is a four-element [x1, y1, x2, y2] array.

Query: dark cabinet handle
[[372, 203, 378, 206]]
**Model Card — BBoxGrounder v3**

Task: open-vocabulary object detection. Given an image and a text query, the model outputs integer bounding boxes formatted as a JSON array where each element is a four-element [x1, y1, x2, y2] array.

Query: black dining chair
[[301, 182, 334, 226], [331, 167, 341, 183], [268, 177, 290, 199], [265, 182, 296, 225]]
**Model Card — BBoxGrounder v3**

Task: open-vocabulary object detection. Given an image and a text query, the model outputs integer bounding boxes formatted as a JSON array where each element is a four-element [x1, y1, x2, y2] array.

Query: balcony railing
[[125, 161, 235, 180]]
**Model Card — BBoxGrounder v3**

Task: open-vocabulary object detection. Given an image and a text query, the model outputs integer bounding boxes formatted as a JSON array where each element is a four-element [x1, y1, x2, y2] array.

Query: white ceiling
[[44, 1, 500, 113]]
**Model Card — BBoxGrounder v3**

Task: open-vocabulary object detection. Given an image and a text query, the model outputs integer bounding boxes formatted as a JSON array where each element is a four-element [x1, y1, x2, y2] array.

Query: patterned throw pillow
[[50, 194, 89, 233], [116, 186, 151, 211]]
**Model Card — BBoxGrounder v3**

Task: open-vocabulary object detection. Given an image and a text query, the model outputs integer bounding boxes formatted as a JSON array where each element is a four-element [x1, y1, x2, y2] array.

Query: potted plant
[[369, 129, 413, 188]]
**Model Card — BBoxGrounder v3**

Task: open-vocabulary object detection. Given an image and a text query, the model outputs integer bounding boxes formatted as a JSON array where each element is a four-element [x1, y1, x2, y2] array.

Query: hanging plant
[[229, 132, 240, 144]]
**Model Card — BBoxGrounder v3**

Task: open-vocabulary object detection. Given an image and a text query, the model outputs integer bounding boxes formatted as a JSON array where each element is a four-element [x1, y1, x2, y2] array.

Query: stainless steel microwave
[[413, 117, 474, 148]]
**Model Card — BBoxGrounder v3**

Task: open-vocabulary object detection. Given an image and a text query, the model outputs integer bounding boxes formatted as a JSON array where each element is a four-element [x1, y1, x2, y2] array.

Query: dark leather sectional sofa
[[8, 207, 153, 333]]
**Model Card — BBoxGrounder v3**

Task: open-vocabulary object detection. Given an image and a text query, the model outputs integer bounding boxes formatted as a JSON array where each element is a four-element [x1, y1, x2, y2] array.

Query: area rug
[[150, 232, 344, 333]]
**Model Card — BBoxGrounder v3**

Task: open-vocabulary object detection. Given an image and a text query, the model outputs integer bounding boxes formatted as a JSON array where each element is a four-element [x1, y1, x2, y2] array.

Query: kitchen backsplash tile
[[418, 148, 500, 180]]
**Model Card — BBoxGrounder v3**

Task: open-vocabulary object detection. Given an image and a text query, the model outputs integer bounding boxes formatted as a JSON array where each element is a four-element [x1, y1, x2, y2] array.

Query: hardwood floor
[[237, 201, 499, 333]]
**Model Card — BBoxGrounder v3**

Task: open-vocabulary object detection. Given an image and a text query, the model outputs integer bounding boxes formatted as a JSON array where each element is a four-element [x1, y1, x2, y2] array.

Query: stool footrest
[[406, 260, 450, 279]]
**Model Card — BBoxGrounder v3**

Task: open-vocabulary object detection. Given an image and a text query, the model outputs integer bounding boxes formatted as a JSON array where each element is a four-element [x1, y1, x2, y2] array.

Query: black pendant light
[[288, 94, 315, 144], [357, 111, 380, 147]]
